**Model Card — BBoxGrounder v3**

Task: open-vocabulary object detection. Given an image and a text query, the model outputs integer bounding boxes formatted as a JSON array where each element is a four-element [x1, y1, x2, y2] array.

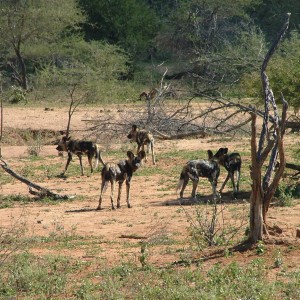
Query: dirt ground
[[0, 106, 299, 275]]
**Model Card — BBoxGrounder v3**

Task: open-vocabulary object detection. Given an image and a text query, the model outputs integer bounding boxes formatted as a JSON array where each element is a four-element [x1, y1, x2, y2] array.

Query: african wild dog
[[139, 88, 158, 101], [56, 136, 101, 176], [97, 150, 146, 210], [217, 148, 242, 198], [127, 124, 156, 165], [177, 148, 228, 201]]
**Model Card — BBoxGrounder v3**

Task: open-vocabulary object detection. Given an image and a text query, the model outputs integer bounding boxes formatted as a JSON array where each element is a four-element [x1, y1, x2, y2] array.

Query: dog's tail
[[176, 167, 186, 193], [95, 144, 106, 168], [176, 178, 184, 193], [102, 180, 109, 194], [94, 144, 101, 170]]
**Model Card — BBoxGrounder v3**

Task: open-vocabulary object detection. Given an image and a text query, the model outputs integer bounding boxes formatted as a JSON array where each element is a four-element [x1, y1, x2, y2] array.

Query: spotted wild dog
[[217, 148, 242, 198], [177, 148, 228, 201], [97, 150, 146, 210], [56, 135, 101, 176], [127, 124, 156, 165], [139, 88, 158, 101]]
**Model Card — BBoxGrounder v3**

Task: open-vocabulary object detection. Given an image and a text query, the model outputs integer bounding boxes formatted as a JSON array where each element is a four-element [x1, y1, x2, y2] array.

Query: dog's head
[[126, 150, 146, 171], [127, 124, 138, 140], [56, 135, 71, 152], [208, 148, 228, 161]]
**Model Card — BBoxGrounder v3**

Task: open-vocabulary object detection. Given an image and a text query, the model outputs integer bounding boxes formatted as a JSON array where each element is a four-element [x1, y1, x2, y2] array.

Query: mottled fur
[[218, 149, 242, 197], [177, 148, 228, 200], [127, 124, 156, 165], [56, 136, 100, 176], [97, 150, 146, 210]]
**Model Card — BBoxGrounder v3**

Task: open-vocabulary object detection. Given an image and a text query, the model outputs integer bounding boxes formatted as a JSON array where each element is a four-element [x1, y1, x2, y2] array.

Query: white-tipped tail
[[98, 148, 106, 167], [94, 144, 101, 170], [102, 181, 109, 194], [176, 179, 184, 193]]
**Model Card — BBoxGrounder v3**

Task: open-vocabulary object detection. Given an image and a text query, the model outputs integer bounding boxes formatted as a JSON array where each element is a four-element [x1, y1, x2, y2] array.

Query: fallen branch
[[0, 159, 73, 200], [153, 128, 206, 140], [284, 162, 300, 176]]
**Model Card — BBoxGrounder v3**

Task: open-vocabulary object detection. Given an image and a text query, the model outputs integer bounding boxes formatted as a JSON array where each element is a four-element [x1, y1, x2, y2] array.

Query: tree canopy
[[0, 0, 85, 89], [0, 0, 299, 108]]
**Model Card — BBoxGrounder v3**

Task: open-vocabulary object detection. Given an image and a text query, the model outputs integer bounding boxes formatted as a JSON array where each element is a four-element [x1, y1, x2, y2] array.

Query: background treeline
[[0, 0, 300, 108]]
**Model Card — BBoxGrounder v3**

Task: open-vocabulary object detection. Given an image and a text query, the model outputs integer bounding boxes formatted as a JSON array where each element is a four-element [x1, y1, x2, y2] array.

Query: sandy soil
[[0, 106, 299, 274]]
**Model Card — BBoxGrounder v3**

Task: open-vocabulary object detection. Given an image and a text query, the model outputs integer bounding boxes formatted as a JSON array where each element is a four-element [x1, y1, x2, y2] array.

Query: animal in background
[[56, 135, 100, 176], [127, 124, 156, 165], [139, 88, 158, 101]]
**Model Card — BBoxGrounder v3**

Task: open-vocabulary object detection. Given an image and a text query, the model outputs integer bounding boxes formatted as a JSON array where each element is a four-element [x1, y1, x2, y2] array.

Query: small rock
[[296, 228, 300, 238]]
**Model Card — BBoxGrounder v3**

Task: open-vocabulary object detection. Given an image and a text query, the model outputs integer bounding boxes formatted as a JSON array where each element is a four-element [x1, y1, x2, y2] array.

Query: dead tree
[[0, 76, 3, 158], [0, 159, 72, 200], [249, 13, 290, 243], [65, 82, 86, 138]]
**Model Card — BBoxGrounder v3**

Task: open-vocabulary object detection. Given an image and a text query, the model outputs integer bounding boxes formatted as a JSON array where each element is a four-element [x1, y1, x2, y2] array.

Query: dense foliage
[[0, 0, 299, 106]]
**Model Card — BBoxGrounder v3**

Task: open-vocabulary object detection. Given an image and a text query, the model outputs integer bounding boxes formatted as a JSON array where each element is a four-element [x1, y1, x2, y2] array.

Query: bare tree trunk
[[14, 47, 28, 90], [248, 13, 290, 243], [0, 79, 3, 158], [249, 113, 264, 241]]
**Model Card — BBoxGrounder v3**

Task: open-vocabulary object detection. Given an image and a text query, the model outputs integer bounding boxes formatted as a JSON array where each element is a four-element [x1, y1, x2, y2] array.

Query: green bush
[[274, 182, 298, 207], [239, 31, 300, 112]]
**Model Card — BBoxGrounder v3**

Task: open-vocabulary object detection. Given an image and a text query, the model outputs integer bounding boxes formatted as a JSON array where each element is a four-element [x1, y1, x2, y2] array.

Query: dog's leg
[[97, 179, 106, 210], [62, 152, 73, 175], [236, 169, 241, 193], [219, 173, 230, 193], [87, 153, 93, 174], [125, 179, 131, 208], [140, 143, 147, 162], [191, 179, 199, 199], [150, 141, 156, 165], [210, 178, 219, 201], [177, 172, 190, 198], [117, 181, 124, 208], [230, 172, 237, 198], [77, 154, 84, 176], [110, 180, 116, 210]]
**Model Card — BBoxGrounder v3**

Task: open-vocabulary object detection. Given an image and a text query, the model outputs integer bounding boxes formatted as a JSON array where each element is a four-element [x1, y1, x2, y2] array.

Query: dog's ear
[[207, 150, 213, 159], [132, 124, 137, 131], [127, 151, 135, 160], [214, 147, 226, 158], [138, 150, 146, 160]]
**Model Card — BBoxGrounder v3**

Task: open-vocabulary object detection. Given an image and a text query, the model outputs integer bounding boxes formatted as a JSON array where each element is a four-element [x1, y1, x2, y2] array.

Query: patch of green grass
[[0, 245, 298, 299], [160, 149, 208, 161], [35, 162, 62, 179], [136, 166, 166, 176], [149, 234, 178, 246], [290, 147, 300, 164], [0, 171, 15, 185], [0, 193, 73, 209], [0, 194, 33, 208], [0, 252, 71, 298]]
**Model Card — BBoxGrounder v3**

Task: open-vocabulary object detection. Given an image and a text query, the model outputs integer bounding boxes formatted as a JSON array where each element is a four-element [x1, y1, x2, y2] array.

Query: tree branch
[[0, 159, 73, 200]]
